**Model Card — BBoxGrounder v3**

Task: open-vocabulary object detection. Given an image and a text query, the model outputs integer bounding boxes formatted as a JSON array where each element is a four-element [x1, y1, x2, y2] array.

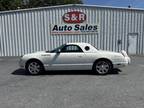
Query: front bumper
[[19, 57, 26, 69]]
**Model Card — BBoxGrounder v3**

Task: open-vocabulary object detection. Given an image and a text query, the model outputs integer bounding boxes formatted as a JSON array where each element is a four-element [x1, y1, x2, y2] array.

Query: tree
[[27, 0, 83, 8], [0, 0, 23, 11], [0, 0, 83, 11]]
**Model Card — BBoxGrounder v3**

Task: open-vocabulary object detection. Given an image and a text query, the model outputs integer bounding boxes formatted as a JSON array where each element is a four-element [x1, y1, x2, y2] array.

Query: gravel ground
[[0, 56, 144, 108]]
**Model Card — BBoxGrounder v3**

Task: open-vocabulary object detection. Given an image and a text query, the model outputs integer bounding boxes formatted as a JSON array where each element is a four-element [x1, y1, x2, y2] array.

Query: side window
[[61, 45, 83, 53], [85, 46, 90, 51]]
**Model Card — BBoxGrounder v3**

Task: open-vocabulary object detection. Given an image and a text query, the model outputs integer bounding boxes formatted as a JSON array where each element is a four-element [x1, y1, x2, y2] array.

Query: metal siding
[[0, 15, 2, 56], [136, 12, 141, 54], [118, 10, 123, 51], [142, 13, 144, 54], [1, 5, 144, 56], [138, 13, 141, 54]]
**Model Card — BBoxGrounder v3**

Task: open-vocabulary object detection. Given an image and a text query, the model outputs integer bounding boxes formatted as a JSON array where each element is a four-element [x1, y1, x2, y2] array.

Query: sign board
[[63, 11, 86, 23], [51, 24, 98, 34], [50, 11, 99, 34]]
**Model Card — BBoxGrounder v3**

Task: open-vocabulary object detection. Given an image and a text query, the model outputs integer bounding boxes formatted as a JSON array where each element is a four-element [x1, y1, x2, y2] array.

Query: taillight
[[121, 50, 128, 57]]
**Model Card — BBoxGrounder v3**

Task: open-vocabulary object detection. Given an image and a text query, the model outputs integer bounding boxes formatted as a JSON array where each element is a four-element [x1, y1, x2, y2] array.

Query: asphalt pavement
[[0, 56, 144, 108]]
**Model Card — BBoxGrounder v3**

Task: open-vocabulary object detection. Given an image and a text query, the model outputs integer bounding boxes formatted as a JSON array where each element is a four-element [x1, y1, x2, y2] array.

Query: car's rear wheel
[[26, 60, 44, 75], [93, 60, 112, 75]]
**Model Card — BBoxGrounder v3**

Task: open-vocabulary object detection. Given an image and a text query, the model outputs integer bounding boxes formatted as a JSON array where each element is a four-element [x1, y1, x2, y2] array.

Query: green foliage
[[0, 0, 23, 11], [0, 0, 83, 11], [27, 0, 83, 7]]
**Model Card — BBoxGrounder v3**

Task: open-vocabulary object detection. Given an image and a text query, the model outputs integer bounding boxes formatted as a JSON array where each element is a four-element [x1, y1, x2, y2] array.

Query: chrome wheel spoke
[[95, 61, 110, 74], [28, 62, 41, 74]]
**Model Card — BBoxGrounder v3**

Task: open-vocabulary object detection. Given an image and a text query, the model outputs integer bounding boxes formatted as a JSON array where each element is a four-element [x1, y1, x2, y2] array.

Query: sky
[[84, 0, 144, 8]]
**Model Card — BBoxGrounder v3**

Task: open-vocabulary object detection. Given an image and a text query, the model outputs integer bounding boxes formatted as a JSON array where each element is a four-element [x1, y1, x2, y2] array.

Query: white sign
[[51, 24, 98, 34]]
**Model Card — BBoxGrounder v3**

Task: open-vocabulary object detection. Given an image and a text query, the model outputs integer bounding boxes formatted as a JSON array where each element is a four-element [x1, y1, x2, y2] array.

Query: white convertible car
[[19, 43, 130, 75]]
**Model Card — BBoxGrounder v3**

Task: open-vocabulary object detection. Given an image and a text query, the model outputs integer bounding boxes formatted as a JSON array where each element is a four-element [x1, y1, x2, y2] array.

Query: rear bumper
[[113, 56, 131, 68]]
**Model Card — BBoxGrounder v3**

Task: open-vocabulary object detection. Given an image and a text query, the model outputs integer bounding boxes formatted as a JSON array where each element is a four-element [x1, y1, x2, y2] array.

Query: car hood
[[24, 51, 46, 56], [35, 51, 46, 54]]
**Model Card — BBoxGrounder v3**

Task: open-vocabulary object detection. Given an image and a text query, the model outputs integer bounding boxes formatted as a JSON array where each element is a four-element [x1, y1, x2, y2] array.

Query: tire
[[93, 60, 112, 75], [26, 60, 44, 75]]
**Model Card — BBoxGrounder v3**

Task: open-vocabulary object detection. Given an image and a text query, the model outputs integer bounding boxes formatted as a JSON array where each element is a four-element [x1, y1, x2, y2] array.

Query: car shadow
[[11, 68, 121, 76]]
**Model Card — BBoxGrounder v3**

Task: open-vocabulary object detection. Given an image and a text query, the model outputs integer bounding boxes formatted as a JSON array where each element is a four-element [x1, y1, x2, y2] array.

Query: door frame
[[127, 33, 138, 55]]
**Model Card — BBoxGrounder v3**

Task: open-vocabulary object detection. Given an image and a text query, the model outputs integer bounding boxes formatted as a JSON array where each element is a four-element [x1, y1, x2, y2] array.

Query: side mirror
[[57, 49, 61, 53]]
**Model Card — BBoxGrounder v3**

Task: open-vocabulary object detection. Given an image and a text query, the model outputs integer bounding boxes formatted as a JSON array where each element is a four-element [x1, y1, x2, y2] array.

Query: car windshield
[[50, 44, 65, 53]]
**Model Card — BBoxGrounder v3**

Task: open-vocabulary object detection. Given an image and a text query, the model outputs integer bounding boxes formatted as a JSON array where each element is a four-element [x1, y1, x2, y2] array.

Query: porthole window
[[85, 46, 90, 51]]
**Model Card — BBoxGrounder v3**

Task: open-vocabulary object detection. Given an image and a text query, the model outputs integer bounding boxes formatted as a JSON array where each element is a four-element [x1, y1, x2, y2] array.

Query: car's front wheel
[[93, 60, 112, 75], [26, 60, 44, 75]]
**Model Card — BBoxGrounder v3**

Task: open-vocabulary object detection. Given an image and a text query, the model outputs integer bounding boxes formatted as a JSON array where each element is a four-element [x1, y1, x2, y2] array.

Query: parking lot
[[0, 56, 144, 108]]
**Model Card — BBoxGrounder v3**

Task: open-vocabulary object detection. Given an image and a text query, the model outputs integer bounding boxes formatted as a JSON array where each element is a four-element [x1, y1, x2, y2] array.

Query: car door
[[49, 44, 88, 70]]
